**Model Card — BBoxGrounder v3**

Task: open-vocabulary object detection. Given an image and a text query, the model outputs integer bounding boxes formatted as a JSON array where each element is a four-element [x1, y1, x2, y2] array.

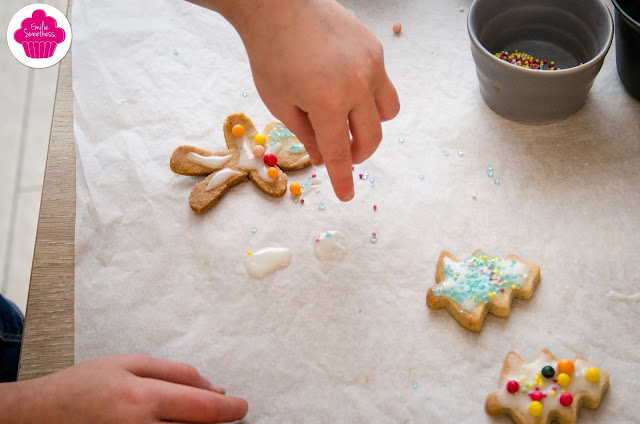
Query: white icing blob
[[291, 154, 310, 167], [245, 247, 292, 279], [313, 231, 348, 262], [205, 168, 244, 191], [186, 152, 231, 169]]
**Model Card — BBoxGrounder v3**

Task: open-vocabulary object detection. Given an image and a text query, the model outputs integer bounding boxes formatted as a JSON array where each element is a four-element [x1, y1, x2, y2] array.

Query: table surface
[[17, 47, 75, 380]]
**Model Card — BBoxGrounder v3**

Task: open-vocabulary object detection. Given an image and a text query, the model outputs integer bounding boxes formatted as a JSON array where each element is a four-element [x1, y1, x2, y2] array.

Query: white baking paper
[[73, 0, 640, 422]]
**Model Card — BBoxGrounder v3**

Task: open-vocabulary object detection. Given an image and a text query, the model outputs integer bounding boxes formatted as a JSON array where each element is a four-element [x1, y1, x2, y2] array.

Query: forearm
[[0, 379, 43, 423]]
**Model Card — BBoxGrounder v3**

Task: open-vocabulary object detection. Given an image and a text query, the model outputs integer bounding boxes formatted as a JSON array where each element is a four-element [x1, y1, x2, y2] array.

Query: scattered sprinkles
[[432, 252, 528, 312], [269, 124, 293, 141], [487, 165, 493, 177], [495, 50, 560, 70], [370, 232, 378, 243]]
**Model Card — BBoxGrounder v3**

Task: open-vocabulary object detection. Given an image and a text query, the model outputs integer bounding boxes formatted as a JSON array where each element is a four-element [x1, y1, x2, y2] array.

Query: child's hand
[[8, 354, 247, 423], [207, 0, 400, 201]]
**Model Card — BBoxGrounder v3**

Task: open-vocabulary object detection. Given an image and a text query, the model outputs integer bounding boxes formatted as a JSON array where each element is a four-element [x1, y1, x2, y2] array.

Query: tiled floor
[[1, 0, 68, 313]]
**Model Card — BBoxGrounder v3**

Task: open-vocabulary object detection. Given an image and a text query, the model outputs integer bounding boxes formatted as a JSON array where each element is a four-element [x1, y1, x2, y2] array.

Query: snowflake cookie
[[426, 250, 541, 331], [170, 113, 311, 213], [486, 349, 609, 424]]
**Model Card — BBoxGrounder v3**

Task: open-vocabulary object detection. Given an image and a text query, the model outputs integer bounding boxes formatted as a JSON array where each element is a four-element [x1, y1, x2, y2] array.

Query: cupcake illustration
[[13, 9, 66, 59]]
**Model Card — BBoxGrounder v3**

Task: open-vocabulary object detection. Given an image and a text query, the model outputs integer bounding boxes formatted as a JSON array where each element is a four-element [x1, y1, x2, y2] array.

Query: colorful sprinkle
[[252, 145, 265, 157], [419, 174, 425, 180], [506, 380, 520, 393], [559, 392, 573, 407], [541, 366, 555, 378], [373, 205, 377, 211], [290, 182, 301, 196], [251, 227, 257, 233], [529, 401, 543, 417], [494, 177, 500, 184], [242, 91, 248, 97], [254, 134, 267, 145], [557, 373, 571, 387], [443, 150, 449, 156], [398, 136, 405, 143], [458, 149, 464, 156], [393, 23, 402, 34], [318, 202, 325, 210], [585, 367, 600, 383], [412, 381, 418, 389], [495, 50, 560, 70], [557, 359, 575, 375], [232, 124, 245, 137], [173, 49, 179, 55], [263, 153, 277, 167]]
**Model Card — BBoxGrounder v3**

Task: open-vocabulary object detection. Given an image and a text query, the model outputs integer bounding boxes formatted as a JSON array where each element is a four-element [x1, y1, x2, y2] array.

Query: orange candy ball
[[290, 182, 301, 196], [393, 23, 402, 34], [232, 124, 245, 137], [267, 167, 279, 179], [557, 359, 575, 375]]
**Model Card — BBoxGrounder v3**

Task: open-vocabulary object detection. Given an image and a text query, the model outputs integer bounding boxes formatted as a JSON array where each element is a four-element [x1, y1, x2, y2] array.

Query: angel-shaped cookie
[[486, 349, 609, 424], [170, 113, 311, 213], [426, 250, 541, 331]]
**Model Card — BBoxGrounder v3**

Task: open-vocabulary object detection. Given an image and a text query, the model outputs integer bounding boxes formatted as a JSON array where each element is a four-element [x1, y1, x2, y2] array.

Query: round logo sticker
[[7, 3, 72, 69]]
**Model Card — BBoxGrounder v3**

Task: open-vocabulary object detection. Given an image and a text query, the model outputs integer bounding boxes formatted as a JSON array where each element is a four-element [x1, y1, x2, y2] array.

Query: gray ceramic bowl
[[468, 0, 614, 124]]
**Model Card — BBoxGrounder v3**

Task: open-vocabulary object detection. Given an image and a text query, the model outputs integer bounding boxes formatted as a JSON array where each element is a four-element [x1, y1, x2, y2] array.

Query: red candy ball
[[263, 153, 277, 167], [559, 392, 573, 406], [506, 380, 519, 394], [528, 389, 545, 401]]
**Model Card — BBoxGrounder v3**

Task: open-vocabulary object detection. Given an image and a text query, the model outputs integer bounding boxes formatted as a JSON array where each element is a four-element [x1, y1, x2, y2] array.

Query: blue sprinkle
[[419, 174, 425, 180], [487, 169, 493, 177], [318, 202, 326, 210], [173, 49, 179, 55], [325, 232, 332, 238], [458, 149, 464, 156], [494, 177, 500, 185], [369, 177, 375, 187], [412, 381, 418, 389], [487, 165, 493, 171], [251, 227, 257, 233], [399, 137, 405, 143], [443, 150, 449, 156]]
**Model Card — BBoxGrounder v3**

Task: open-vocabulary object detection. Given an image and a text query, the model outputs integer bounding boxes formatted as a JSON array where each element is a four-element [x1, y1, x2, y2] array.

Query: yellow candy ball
[[557, 372, 571, 387], [254, 134, 267, 145], [232, 124, 245, 137], [585, 367, 600, 383], [529, 401, 543, 417], [267, 167, 278, 179], [290, 182, 301, 196]]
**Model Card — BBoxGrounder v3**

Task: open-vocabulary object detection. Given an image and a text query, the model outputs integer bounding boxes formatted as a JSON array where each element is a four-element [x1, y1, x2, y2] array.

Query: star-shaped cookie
[[486, 349, 610, 424], [426, 249, 541, 331]]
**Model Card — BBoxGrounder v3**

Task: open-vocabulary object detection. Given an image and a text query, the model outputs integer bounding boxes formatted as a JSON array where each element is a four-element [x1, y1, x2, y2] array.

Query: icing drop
[[205, 168, 244, 191], [288, 143, 306, 153], [245, 247, 292, 279], [186, 152, 231, 169], [291, 154, 310, 168], [313, 231, 348, 261]]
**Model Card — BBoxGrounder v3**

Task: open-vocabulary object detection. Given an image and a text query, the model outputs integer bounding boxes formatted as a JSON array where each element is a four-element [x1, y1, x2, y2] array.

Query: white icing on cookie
[[186, 152, 231, 169], [236, 138, 281, 181], [245, 247, 292, 279], [205, 168, 244, 191], [291, 154, 310, 168], [495, 354, 607, 423], [313, 231, 348, 261]]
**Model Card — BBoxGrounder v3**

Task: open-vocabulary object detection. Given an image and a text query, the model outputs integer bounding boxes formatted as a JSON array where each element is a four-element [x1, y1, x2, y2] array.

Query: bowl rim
[[467, 0, 614, 76], [611, 0, 640, 28]]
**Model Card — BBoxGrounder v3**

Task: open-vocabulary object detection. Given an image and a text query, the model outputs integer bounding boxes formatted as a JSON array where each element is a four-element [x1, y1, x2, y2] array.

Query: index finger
[[308, 110, 354, 201]]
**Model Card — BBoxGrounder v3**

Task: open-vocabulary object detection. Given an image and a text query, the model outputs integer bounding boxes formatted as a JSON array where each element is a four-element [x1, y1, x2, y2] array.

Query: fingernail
[[341, 189, 355, 202]]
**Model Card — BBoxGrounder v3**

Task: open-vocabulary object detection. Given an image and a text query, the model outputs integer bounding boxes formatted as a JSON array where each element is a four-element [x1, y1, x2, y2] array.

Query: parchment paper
[[73, 0, 640, 422]]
